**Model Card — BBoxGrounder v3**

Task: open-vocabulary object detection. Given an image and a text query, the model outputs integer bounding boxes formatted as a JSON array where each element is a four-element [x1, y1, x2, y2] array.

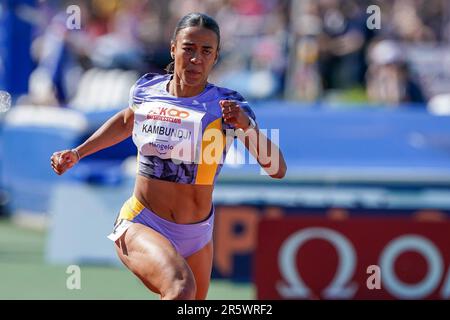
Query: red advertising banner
[[255, 217, 450, 299]]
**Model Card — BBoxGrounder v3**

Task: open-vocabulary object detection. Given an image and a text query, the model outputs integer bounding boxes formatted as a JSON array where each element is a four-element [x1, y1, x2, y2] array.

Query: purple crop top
[[129, 73, 256, 185]]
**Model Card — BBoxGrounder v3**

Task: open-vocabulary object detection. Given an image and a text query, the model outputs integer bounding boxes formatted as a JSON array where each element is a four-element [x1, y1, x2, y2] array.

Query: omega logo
[[277, 228, 450, 299]]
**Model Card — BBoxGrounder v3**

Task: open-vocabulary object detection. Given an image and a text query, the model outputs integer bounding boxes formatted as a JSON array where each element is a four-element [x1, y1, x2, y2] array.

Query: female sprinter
[[50, 12, 287, 300]]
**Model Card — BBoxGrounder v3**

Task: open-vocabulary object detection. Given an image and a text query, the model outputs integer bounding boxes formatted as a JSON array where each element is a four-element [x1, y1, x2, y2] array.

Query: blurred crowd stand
[[2, 0, 449, 110]]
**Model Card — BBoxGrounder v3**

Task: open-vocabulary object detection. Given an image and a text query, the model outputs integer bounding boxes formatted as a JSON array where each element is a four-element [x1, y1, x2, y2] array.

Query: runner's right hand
[[50, 149, 79, 175]]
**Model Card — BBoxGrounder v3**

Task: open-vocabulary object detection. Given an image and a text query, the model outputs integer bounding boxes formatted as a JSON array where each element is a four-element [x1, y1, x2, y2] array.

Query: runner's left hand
[[220, 100, 251, 130]]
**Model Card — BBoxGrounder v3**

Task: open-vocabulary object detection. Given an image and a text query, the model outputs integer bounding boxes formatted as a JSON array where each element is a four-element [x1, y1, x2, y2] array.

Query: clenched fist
[[50, 149, 80, 175], [220, 100, 251, 130]]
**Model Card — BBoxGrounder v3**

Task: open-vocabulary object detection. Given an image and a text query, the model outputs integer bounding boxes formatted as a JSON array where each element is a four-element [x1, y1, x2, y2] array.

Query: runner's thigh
[[114, 222, 195, 297]]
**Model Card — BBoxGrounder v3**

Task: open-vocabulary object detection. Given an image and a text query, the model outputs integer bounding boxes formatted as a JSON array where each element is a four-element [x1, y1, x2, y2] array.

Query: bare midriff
[[133, 174, 214, 224]]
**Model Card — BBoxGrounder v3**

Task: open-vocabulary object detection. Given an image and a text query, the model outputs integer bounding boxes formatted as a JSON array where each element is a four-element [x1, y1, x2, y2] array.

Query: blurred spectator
[[388, 0, 437, 42], [11, 0, 450, 106], [285, 0, 323, 101], [317, 0, 370, 90], [208, 0, 289, 100], [366, 40, 426, 105], [26, 10, 80, 106]]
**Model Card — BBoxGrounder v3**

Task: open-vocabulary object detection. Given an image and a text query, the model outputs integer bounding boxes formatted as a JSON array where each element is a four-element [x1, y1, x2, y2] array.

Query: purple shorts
[[109, 196, 214, 258]]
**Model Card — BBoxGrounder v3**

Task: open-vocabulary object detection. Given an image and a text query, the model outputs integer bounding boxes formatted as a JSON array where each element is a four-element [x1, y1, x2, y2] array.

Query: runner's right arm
[[50, 108, 134, 175]]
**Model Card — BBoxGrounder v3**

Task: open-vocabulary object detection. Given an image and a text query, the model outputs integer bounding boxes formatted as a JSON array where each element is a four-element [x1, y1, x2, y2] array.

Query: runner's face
[[171, 26, 219, 88]]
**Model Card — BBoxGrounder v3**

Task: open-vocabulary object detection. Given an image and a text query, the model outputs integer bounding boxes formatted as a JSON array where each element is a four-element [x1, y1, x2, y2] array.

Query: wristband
[[72, 148, 81, 161]]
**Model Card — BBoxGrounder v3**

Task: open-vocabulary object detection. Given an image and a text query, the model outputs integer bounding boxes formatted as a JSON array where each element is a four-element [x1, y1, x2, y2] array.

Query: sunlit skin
[[50, 23, 287, 300], [169, 26, 219, 97]]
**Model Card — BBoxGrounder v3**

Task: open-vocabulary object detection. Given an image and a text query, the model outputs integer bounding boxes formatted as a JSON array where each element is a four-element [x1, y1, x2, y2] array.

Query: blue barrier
[[221, 105, 450, 186], [1, 125, 81, 213], [83, 105, 450, 186], [0, 106, 88, 214], [2, 103, 450, 217]]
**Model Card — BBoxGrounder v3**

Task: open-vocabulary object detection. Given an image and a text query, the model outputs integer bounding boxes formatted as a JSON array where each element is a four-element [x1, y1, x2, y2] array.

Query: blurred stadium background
[[1, 0, 450, 300]]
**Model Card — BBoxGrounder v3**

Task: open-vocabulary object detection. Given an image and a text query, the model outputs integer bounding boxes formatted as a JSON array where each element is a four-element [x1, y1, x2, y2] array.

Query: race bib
[[132, 101, 205, 162]]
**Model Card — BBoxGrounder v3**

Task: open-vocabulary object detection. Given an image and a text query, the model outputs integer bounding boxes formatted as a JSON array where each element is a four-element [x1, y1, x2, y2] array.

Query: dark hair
[[165, 13, 221, 74]]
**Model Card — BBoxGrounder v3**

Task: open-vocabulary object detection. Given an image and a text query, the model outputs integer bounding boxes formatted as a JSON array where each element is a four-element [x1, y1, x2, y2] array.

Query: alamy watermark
[[367, 265, 382, 290], [366, 5, 381, 30], [66, 5, 81, 30], [66, 265, 81, 290]]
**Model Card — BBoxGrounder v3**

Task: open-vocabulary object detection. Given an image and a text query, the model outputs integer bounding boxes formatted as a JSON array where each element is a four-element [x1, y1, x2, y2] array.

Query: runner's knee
[[161, 268, 197, 300]]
